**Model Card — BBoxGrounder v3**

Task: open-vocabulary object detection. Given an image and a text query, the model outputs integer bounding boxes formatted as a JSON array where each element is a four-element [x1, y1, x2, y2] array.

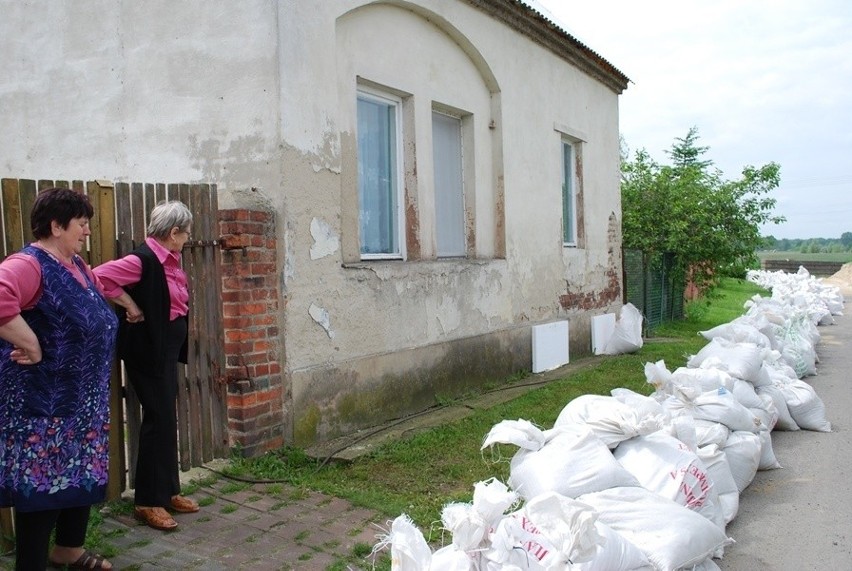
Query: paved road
[[721, 293, 852, 570]]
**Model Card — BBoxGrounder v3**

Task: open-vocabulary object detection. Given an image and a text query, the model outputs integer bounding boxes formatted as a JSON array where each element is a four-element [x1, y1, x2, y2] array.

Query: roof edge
[[465, 0, 631, 94]]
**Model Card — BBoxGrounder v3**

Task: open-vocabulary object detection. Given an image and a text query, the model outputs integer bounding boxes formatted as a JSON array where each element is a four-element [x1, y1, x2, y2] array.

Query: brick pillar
[[218, 208, 285, 456]]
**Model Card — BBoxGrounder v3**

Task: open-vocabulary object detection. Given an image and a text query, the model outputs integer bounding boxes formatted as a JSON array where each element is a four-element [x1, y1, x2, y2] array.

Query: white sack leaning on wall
[[371, 266, 842, 570], [601, 303, 644, 355]]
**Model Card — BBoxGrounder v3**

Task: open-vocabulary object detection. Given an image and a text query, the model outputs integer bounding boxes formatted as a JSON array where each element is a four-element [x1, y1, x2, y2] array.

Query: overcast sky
[[529, 0, 852, 240]]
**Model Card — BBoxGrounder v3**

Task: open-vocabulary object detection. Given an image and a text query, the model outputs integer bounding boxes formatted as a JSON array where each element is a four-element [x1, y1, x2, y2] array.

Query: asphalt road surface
[[720, 293, 852, 570]]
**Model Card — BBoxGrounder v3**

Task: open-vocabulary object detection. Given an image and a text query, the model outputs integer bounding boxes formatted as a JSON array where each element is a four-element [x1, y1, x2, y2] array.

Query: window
[[561, 138, 577, 246], [432, 111, 465, 257], [357, 89, 404, 258]]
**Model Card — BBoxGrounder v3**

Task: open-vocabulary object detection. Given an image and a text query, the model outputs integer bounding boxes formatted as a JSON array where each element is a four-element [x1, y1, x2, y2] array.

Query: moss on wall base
[[290, 326, 533, 446]]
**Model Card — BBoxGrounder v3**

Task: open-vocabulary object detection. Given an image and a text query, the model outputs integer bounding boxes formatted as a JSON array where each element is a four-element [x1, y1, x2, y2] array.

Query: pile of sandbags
[[373, 270, 842, 570]]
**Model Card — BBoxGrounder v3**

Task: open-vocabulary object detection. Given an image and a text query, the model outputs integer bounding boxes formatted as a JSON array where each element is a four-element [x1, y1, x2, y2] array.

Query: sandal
[[170, 494, 200, 513], [48, 549, 112, 569], [134, 506, 178, 531]]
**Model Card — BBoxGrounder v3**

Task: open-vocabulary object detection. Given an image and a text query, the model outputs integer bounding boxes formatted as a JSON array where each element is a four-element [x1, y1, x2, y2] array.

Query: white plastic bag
[[778, 379, 832, 432], [687, 338, 766, 384], [578, 486, 733, 571], [613, 431, 724, 530], [554, 394, 663, 448], [722, 431, 761, 492], [602, 303, 644, 355], [503, 424, 640, 500], [696, 444, 740, 524], [375, 514, 432, 571], [482, 494, 652, 571]]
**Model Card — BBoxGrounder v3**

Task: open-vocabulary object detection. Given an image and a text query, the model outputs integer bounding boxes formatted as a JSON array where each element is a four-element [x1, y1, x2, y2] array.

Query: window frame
[[431, 109, 467, 258], [356, 86, 407, 260], [561, 137, 578, 247]]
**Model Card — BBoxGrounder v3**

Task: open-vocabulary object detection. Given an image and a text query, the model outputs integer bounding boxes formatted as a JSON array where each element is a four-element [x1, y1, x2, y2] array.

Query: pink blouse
[[0, 247, 107, 326], [93, 237, 189, 321]]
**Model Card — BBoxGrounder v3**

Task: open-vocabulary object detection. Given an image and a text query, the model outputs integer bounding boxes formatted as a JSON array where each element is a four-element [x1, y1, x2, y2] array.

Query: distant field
[[758, 251, 852, 263]]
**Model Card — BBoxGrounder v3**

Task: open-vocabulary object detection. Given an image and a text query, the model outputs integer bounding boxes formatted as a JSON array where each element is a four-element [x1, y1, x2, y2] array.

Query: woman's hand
[[0, 315, 42, 365], [113, 291, 145, 323], [126, 303, 145, 323], [10, 344, 42, 365]]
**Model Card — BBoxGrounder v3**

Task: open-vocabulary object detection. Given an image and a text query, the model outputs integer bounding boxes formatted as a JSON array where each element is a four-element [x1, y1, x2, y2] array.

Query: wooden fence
[[0, 178, 228, 548]]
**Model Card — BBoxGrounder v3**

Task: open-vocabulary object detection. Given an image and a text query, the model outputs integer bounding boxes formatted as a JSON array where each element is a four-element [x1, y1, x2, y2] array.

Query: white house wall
[[0, 0, 626, 445], [0, 1, 282, 194], [282, 1, 624, 442]]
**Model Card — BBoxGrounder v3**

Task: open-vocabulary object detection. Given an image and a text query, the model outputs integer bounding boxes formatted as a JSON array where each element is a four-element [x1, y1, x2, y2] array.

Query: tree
[[841, 232, 852, 248], [621, 128, 785, 287]]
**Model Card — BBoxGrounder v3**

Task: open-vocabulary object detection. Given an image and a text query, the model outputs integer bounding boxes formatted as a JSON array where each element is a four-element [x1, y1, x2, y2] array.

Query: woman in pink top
[[93, 201, 198, 532], [0, 188, 141, 570]]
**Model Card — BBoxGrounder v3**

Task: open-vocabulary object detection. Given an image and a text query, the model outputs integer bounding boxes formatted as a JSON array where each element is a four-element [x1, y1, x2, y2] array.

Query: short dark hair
[[30, 187, 95, 239]]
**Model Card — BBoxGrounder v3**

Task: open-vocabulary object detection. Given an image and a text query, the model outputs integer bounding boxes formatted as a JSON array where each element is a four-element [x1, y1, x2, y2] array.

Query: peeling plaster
[[312, 162, 342, 174], [309, 120, 342, 174], [187, 133, 270, 186], [309, 303, 335, 339], [309, 217, 340, 260]]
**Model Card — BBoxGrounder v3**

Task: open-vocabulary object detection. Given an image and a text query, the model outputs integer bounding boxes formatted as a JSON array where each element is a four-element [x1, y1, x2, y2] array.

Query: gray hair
[[147, 201, 193, 239]]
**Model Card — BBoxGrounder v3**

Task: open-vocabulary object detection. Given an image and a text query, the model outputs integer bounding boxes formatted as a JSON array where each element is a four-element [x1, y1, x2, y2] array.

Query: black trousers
[[14, 504, 90, 571], [127, 317, 187, 507]]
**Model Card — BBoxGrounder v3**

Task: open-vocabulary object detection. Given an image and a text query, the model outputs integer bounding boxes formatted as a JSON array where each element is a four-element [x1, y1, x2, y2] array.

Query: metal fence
[[623, 249, 685, 330]]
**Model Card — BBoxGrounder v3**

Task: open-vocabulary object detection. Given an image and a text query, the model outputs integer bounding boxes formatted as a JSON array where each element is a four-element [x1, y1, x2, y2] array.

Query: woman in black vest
[[94, 201, 198, 531]]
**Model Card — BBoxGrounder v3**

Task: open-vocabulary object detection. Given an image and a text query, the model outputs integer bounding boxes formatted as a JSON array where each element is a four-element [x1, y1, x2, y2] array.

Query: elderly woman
[[94, 201, 198, 532], [0, 188, 127, 570]]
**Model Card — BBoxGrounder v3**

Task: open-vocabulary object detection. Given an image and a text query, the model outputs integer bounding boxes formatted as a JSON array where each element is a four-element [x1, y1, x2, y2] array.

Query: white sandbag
[[611, 387, 669, 422], [671, 366, 735, 393], [429, 545, 475, 571], [483, 496, 653, 571], [554, 394, 663, 448], [778, 379, 832, 432], [507, 425, 641, 500], [739, 308, 783, 350], [722, 431, 762, 492], [613, 432, 724, 530], [481, 418, 546, 451], [700, 320, 772, 349], [751, 393, 779, 432], [693, 419, 731, 448], [441, 503, 488, 553], [667, 413, 699, 452], [662, 386, 761, 433], [602, 303, 644, 355], [751, 361, 774, 388], [762, 350, 799, 383], [471, 477, 519, 528], [577, 486, 733, 571], [687, 338, 765, 384], [696, 444, 740, 524], [779, 320, 818, 378], [755, 384, 799, 431], [644, 359, 673, 393], [439, 478, 519, 554], [730, 379, 764, 410], [375, 514, 432, 571], [756, 428, 782, 470]]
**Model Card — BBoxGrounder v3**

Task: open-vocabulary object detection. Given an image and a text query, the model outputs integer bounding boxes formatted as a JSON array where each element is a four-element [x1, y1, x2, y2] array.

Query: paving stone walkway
[[0, 467, 390, 570]]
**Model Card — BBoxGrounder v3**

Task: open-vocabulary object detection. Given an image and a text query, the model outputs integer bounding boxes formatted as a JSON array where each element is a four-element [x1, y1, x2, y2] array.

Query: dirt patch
[[822, 262, 852, 297]]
